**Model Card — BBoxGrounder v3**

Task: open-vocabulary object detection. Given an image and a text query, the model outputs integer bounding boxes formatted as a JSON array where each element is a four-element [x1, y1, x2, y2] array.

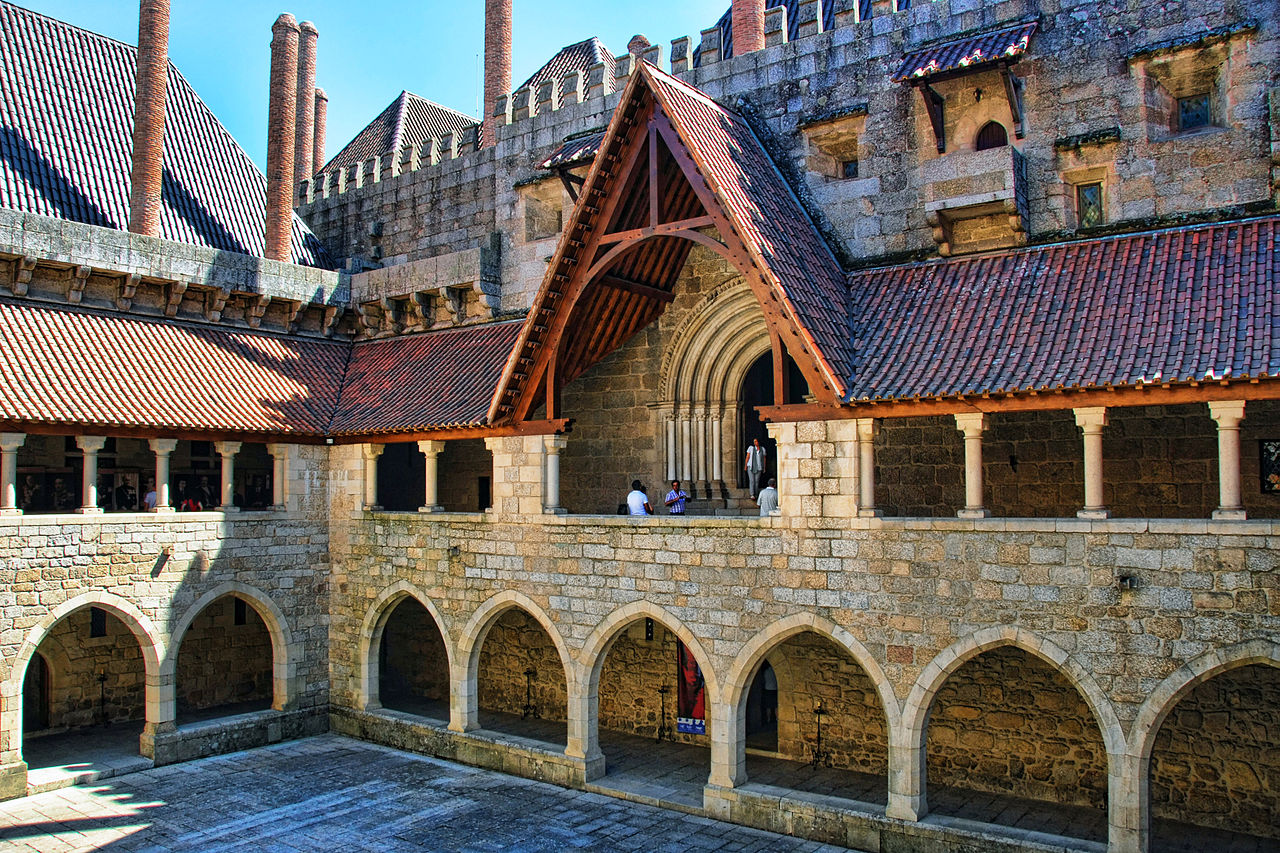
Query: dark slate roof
[[538, 130, 606, 170], [0, 299, 348, 435], [519, 37, 617, 93], [892, 21, 1038, 82], [0, 1, 330, 268], [697, 0, 837, 65], [646, 64, 854, 395], [321, 90, 476, 176], [332, 321, 524, 435], [846, 216, 1280, 401]]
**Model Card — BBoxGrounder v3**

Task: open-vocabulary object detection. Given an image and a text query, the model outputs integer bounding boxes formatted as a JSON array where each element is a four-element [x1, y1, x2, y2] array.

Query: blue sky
[[20, 1, 728, 169]]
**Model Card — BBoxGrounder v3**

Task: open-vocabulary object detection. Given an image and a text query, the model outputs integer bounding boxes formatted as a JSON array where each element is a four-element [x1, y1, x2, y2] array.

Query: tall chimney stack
[[294, 21, 318, 190], [127, 0, 170, 236], [731, 0, 765, 56], [312, 88, 328, 177], [265, 13, 299, 262], [481, 0, 512, 148]]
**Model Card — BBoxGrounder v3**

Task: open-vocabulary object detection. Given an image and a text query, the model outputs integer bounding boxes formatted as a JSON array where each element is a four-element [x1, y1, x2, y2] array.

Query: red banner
[[676, 640, 705, 735]]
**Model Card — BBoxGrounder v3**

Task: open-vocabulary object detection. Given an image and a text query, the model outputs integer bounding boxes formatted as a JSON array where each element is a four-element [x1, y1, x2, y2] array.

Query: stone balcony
[[922, 145, 1030, 256]]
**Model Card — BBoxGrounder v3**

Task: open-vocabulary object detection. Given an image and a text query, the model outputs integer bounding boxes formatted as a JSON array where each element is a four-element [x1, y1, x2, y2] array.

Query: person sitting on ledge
[[757, 478, 779, 516], [626, 480, 653, 516]]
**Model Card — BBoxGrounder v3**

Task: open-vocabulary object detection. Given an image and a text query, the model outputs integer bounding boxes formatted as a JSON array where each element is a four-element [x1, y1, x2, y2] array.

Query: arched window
[[975, 121, 1008, 151]]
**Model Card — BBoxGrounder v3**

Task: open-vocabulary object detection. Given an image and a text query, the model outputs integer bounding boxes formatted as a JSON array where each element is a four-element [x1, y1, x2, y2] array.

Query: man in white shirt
[[757, 478, 779, 516], [626, 480, 653, 516]]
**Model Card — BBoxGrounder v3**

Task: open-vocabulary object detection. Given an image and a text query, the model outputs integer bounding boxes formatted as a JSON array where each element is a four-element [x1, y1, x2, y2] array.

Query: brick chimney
[[127, 0, 170, 236], [481, 0, 512, 148], [312, 87, 328, 177], [265, 13, 299, 262], [732, 0, 765, 55], [294, 21, 318, 190]]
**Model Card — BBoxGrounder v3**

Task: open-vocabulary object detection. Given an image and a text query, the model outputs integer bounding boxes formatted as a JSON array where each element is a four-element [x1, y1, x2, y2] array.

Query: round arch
[[901, 626, 1125, 761], [164, 582, 297, 712], [1129, 638, 1280, 762], [359, 581, 454, 712], [457, 591, 575, 702], [579, 602, 719, 706], [1, 592, 166, 760], [660, 279, 769, 407]]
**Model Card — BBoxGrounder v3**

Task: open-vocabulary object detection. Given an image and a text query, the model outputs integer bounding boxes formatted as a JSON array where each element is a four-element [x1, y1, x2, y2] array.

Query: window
[[841, 159, 859, 180], [89, 606, 107, 638], [975, 121, 1008, 151], [1076, 182, 1104, 229], [1177, 93, 1211, 131]]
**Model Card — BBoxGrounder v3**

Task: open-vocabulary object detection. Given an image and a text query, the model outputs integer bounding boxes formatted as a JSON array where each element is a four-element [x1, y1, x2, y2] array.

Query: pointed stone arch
[[164, 582, 297, 712], [358, 581, 453, 712]]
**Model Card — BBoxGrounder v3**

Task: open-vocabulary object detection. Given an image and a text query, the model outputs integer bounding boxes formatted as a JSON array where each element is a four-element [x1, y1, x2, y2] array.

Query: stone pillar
[[1108, 750, 1147, 853], [887, 732, 928, 820], [76, 436, 108, 514], [565, 667, 605, 775], [1209, 400, 1247, 520], [665, 415, 677, 482], [856, 418, 881, 517], [449, 659, 478, 733], [148, 438, 177, 512], [543, 435, 568, 513], [695, 413, 708, 493], [0, 687, 28, 798], [708, 694, 745, 788], [711, 413, 724, 485], [0, 433, 25, 515], [679, 415, 693, 483], [214, 441, 241, 511], [1074, 407, 1109, 519], [266, 443, 290, 510], [953, 413, 990, 518], [362, 444, 384, 510], [417, 440, 445, 513], [485, 435, 546, 515]]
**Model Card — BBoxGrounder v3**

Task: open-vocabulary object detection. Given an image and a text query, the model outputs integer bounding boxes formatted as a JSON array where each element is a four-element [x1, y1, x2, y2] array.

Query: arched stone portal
[[475, 607, 568, 748], [173, 595, 274, 722], [377, 598, 450, 720]]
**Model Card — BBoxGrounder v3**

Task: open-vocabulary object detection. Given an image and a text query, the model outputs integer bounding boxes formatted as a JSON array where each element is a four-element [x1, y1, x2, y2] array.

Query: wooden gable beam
[[600, 274, 676, 304]]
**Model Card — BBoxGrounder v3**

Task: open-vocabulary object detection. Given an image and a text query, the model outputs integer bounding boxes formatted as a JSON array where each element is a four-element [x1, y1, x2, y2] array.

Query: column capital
[[953, 412, 989, 435], [1073, 406, 1108, 431], [75, 435, 108, 453], [213, 440, 242, 457], [266, 442, 291, 460], [417, 439, 447, 456], [148, 437, 178, 455], [543, 434, 568, 452], [362, 443, 386, 460], [0, 433, 26, 453], [483, 436, 505, 453], [1208, 399, 1246, 426], [855, 417, 879, 441]]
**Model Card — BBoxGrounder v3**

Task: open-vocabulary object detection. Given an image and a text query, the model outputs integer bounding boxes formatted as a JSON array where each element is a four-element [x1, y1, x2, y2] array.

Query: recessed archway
[[173, 595, 274, 723], [375, 595, 450, 722], [475, 607, 569, 748]]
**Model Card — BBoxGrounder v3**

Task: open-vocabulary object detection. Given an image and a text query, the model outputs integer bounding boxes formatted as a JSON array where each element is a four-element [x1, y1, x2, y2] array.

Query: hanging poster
[[676, 640, 706, 735]]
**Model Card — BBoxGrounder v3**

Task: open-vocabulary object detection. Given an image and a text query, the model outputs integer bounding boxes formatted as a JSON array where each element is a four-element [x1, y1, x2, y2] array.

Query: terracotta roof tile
[[321, 91, 476, 176], [519, 37, 616, 93], [331, 321, 523, 435], [892, 21, 1038, 82], [847, 216, 1280, 401], [538, 130, 606, 170], [0, 1, 330, 268]]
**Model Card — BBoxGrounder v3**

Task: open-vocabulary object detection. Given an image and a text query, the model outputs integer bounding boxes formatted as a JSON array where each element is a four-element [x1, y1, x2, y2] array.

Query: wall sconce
[[446, 545, 460, 558]]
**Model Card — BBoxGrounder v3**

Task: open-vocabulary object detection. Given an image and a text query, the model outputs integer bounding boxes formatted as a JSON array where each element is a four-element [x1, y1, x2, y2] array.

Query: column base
[[271, 504, 286, 512], [957, 508, 990, 519], [1077, 508, 1111, 519], [1212, 508, 1247, 520], [858, 508, 883, 518], [75, 507, 104, 515], [219, 506, 240, 513], [149, 507, 176, 514], [0, 508, 21, 517], [542, 507, 568, 515], [417, 505, 444, 514], [0, 760, 27, 801], [885, 791, 926, 821], [363, 504, 383, 512]]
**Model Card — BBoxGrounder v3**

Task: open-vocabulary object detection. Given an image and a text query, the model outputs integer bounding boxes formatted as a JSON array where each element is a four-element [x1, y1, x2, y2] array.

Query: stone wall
[[33, 608, 145, 729], [477, 609, 568, 724], [926, 646, 1108, 809], [598, 620, 706, 746], [174, 596, 273, 715], [379, 598, 449, 705], [1150, 663, 1280, 838]]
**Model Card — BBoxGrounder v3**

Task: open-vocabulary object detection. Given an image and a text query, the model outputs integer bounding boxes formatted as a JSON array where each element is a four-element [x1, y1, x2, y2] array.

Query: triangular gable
[[489, 62, 851, 425]]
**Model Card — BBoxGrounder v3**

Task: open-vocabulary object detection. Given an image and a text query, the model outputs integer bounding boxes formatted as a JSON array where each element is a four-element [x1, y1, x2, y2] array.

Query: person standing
[[626, 480, 653, 516], [664, 480, 689, 515], [744, 438, 767, 499], [757, 478, 779, 516]]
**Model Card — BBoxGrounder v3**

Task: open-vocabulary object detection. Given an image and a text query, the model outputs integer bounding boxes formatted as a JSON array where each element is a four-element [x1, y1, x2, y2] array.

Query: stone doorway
[[21, 653, 49, 733]]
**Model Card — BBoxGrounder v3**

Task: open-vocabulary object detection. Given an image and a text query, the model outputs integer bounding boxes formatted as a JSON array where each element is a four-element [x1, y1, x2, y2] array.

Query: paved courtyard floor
[[0, 735, 854, 853]]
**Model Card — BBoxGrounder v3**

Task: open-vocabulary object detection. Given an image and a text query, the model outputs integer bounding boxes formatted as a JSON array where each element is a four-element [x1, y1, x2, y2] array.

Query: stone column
[[665, 415, 677, 483], [856, 418, 881, 517], [1209, 400, 1247, 520], [76, 436, 108, 514], [953, 414, 990, 518], [1074, 407, 1109, 519], [695, 413, 707, 493], [449, 659, 478, 733], [362, 444, 384, 511], [148, 438, 177, 512], [543, 435, 568, 513], [0, 433, 25, 515], [565, 666, 605, 777], [214, 441, 241, 511], [679, 415, 693, 483], [417, 440, 445, 513], [1108, 750, 1147, 853], [708, 694, 745, 788], [266, 443, 290, 510], [711, 413, 724, 485], [887, 732, 928, 821]]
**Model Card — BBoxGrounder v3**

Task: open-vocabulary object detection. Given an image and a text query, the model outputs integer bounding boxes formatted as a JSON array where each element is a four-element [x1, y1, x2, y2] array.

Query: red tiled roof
[[519, 37, 616, 93], [0, 300, 347, 435], [0, 2, 330, 267], [331, 321, 524, 435], [645, 65, 854, 395], [893, 21, 1038, 82], [538, 130, 606, 170], [847, 216, 1280, 401], [321, 91, 476, 176]]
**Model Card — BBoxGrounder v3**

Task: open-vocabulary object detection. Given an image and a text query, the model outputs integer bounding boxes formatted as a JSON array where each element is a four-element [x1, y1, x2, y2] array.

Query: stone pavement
[[0, 735, 855, 853]]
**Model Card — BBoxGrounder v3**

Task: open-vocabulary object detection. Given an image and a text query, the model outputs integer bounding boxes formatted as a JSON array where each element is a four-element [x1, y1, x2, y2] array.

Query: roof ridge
[[0, 0, 137, 52], [388, 91, 411, 155]]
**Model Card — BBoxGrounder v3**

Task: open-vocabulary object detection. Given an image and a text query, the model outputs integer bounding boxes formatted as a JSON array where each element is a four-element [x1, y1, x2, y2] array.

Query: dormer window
[[975, 121, 1008, 151]]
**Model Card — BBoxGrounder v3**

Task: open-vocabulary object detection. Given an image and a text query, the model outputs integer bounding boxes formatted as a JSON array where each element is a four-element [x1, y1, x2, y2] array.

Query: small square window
[[1076, 182, 1104, 229], [89, 606, 107, 638], [841, 159, 859, 180], [1177, 93, 1210, 131]]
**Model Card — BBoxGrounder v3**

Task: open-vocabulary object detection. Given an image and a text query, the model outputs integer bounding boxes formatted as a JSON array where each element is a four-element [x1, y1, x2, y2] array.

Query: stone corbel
[[206, 286, 231, 322], [165, 280, 188, 316], [444, 286, 467, 322], [247, 294, 270, 328], [916, 81, 946, 153], [925, 210, 951, 257], [283, 299, 304, 333], [379, 296, 402, 335], [472, 282, 500, 318], [68, 265, 91, 304], [355, 302, 380, 337], [117, 273, 140, 310], [1001, 66, 1026, 139], [408, 291, 433, 330], [322, 305, 343, 338], [14, 255, 36, 296]]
